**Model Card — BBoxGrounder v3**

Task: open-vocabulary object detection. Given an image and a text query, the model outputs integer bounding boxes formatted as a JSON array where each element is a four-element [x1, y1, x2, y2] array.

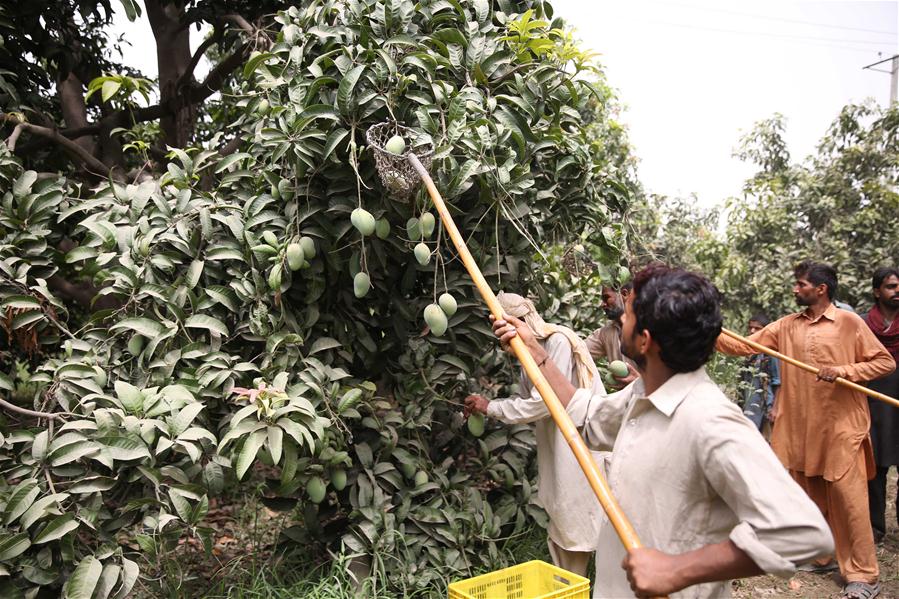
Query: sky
[[111, 1, 899, 207], [550, 0, 898, 206]]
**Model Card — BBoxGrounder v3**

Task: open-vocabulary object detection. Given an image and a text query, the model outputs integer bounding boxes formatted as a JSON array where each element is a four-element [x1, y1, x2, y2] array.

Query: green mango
[[350, 208, 376, 236], [375, 218, 390, 239], [609, 360, 629, 378], [330, 469, 347, 491], [306, 476, 327, 503], [467, 413, 485, 437], [353, 272, 371, 298], [419, 212, 436, 237], [438, 293, 457, 317], [413, 243, 431, 266], [299, 236, 316, 259], [286, 243, 305, 271], [424, 303, 448, 336], [406, 217, 421, 240], [414, 470, 428, 487], [385, 135, 406, 155]]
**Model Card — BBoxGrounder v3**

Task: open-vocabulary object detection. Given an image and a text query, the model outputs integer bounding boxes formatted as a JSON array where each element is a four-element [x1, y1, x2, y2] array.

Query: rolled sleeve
[[730, 521, 796, 578], [700, 403, 834, 574], [568, 386, 631, 452]]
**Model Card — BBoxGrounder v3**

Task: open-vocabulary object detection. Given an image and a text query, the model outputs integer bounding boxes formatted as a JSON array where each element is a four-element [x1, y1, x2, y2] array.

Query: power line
[[651, 0, 898, 36], [641, 19, 896, 53]]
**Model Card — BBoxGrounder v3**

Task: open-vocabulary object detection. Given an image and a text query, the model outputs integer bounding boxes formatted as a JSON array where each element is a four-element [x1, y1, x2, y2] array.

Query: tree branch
[[222, 14, 254, 35], [0, 114, 117, 179], [178, 26, 224, 90], [6, 124, 24, 151], [0, 396, 61, 420]]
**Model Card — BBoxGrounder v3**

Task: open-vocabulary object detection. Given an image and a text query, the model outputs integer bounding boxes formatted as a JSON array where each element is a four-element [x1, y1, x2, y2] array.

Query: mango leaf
[[234, 430, 266, 480], [0, 532, 30, 561], [63, 555, 102, 599], [33, 513, 79, 544], [337, 65, 366, 115], [184, 315, 229, 337]]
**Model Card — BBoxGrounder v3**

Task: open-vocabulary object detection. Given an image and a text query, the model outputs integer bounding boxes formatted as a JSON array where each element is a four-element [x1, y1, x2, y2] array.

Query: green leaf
[[94, 563, 121, 599], [267, 425, 283, 465], [19, 493, 68, 530], [101, 80, 122, 103], [110, 317, 164, 338], [117, 0, 142, 21], [186, 259, 204, 289], [0, 295, 41, 310], [114, 381, 145, 413], [4, 479, 39, 525], [308, 337, 341, 355], [172, 402, 204, 436], [243, 52, 274, 79], [322, 128, 349, 161], [337, 65, 366, 115], [112, 558, 138, 599], [184, 315, 229, 337], [0, 532, 30, 560], [12, 170, 37, 197], [215, 153, 254, 173], [167, 490, 192, 522], [63, 555, 102, 599], [33, 513, 79, 544], [11, 310, 44, 330], [235, 430, 266, 480], [49, 440, 99, 467], [0, 373, 12, 391]]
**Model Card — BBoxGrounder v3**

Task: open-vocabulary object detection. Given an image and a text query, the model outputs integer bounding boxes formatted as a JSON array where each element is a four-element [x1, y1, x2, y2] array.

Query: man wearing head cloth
[[465, 291, 607, 576]]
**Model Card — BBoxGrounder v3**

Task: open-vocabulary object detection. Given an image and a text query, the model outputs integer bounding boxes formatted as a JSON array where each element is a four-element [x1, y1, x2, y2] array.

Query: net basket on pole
[[365, 122, 433, 199]]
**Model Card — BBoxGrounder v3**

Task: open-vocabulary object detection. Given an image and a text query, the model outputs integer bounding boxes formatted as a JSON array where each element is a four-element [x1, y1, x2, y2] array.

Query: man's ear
[[636, 328, 652, 355]]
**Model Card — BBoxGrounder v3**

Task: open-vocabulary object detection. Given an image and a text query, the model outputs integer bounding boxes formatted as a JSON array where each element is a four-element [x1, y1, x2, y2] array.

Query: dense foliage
[[0, 1, 634, 596]]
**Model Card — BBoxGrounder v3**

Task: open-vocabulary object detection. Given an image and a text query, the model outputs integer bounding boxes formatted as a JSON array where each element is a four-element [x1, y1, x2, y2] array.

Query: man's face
[[620, 294, 647, 370], [601, 287, 623, 320], [793, 277, 823, 307], [748, 320, 764, 335], [874, 274, 899, 310]]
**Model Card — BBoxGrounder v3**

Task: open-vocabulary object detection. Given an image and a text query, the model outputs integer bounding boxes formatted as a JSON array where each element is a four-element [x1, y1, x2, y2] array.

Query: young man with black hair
[[717, 261, 896, 599], [492, 265, 834, 598], [863, 266, 899, 544]]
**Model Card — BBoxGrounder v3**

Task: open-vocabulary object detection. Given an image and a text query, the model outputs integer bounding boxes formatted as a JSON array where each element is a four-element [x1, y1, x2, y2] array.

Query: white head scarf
[[497, 291, 595, 389]]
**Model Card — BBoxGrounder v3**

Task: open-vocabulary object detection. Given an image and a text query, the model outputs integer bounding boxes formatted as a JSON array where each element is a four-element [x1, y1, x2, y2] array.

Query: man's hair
[[872, 266, 899, 289], [631, 264, 722, 373], [749, 313, 771, 327], [620, 281, 634, 293], [794, 261, 837, 300]]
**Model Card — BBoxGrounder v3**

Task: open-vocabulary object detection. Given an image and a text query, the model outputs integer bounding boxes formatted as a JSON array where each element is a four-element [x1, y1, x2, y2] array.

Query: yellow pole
[[407, 155, 648, 555], [721, 328, 899, 408]]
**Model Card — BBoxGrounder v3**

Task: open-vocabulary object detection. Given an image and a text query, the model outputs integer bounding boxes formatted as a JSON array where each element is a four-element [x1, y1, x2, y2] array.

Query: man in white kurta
[[465, 293, 606, 576]]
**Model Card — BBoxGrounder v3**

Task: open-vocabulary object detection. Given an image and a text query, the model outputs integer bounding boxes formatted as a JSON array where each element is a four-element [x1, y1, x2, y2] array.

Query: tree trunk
[[57, 72, 96, 157], [146, 0, 196, 148]]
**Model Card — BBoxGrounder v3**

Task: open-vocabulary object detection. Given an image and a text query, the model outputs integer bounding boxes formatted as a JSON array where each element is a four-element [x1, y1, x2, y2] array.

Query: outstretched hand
[[464, 394, 489, 416]]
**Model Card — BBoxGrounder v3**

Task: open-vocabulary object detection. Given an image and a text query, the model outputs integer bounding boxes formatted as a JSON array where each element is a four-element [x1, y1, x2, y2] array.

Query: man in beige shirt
[[585, 283, 638, 388], [465, 292, 606, 576], [492, 265, 834, 598]]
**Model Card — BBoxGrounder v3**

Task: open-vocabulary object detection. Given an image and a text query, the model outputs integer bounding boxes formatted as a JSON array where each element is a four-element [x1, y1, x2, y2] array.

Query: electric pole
[[863, 54, 899, 105]]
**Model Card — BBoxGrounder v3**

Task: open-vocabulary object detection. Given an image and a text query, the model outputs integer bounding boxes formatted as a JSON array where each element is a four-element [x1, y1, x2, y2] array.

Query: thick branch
[[0, 396, 60, 420], [6, 124, 24, 151], [0, 114, 116, 179], [222, 14, 254, 35], [179, 27, 225, 90]]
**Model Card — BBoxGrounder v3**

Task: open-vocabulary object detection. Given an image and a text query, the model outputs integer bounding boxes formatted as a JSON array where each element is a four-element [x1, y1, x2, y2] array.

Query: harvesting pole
[[721, 328, 899, 408], [405, 154, 651, 561]]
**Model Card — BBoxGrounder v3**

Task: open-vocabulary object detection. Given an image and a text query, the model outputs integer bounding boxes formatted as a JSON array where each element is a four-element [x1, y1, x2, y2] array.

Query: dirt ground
[[733, 470, 899, 598]]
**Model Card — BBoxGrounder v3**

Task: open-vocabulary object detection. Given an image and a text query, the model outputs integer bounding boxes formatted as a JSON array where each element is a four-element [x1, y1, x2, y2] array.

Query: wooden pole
[[407, 155, 648, 556], [721, 328, 899, 408]]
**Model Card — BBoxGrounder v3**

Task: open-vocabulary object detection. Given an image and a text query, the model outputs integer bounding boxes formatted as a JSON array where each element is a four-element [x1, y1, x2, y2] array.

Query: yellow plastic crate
[[448, 560, 590, 599]]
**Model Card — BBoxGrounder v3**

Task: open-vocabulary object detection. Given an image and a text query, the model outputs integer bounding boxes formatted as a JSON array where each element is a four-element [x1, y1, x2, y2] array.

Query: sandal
[[797, 560, 839, 574], [842, 581, 881, 599]]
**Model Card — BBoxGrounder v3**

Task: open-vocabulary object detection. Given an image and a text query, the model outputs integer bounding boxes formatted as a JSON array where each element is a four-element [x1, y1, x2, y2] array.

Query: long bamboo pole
[[407, 155, 648, 556], [721, 328, 899, 408]]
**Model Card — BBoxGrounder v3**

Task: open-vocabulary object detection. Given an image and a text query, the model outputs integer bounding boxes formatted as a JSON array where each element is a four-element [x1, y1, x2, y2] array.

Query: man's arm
[[483, 334, 574, 424], [716, 320, 781, 357], [585, 327, 606, 361], [840, 322, 896, 382], [622, 540, 761, 598], [492, 314, 578, 407]]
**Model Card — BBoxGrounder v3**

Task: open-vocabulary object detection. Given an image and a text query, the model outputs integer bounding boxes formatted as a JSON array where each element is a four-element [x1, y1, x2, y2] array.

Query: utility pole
[[863, 54, 899, 105]]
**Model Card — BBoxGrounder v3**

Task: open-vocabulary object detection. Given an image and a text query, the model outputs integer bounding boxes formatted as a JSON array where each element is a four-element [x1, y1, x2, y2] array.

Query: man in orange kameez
[[717, 261, 895, 599]]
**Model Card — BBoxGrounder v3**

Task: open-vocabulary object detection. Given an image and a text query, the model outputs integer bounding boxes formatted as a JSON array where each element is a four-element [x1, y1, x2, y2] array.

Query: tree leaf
[[33, 513, 79, 544], [266, 425, 283, 465], [184, 315, 229, 337], [101, 80, 121, 103], [114, 381, 145, 413], [3, 479, 39, 525], [110, 318, 164, 338], [337, 65, 366, 115], [63, 555, 102, 599], [235, 430, 266, 480], [0, 532, 30, 561]]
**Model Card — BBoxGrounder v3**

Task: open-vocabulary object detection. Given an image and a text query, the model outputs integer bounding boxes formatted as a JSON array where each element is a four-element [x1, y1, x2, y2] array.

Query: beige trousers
[[547, 538, 591, 578]]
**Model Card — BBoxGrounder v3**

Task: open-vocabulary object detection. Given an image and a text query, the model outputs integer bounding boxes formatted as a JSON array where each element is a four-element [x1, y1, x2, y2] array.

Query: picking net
[[366, 122, 434, 199]]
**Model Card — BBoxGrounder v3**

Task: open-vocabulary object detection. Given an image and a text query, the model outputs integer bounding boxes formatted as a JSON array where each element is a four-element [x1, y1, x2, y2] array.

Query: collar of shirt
[[801, 302, 837, 323], [630, 368, 709, 417]]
